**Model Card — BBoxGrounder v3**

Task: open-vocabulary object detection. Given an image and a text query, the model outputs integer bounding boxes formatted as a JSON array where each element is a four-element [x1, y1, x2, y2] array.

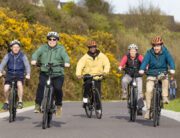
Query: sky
[[60, 0, 180, 22]]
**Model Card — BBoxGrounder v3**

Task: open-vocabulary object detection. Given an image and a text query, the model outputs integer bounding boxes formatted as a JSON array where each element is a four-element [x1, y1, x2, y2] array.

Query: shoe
[[56, 106, 62, 117], [1, 103, 9, 111], [96, 110, 102, 114], [162, 96, 169, 104], [144, 110, 150, 120], [82, 103, 87, 108], [34, 104, 40, 113], [122, 92, 127, 100], [137, 108, 143, 116], [17, 102, 23, 109]]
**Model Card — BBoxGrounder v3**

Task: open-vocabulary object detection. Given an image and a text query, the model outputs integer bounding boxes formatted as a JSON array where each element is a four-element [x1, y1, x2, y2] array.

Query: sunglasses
[[48, 38, 57, 41], [88, 45, 97, 48]]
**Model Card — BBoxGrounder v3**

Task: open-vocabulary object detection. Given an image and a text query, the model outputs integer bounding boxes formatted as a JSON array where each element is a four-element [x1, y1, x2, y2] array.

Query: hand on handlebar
[[31, 61, 37, 65], [25, 74, 30, 79], [139, 70, 144, 75], [118, 66, 122, 71], [77, 75, 82, 79], [65, 63, 70, 68], [169, 70, 175, 74]]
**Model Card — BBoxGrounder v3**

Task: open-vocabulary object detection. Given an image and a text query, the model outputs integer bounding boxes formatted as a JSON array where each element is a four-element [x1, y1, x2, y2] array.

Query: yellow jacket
[[76, 52, 110, 77]]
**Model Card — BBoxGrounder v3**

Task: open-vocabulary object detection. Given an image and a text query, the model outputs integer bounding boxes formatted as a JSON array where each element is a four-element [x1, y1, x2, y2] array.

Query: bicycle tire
[[9, 87, 14, 123], [42, 87, 50, 129], [153, 88, 157, 127], [157, 91, 161, 126], [13, 91, 17, 121], [94, 88, 102, 119], [85, 94, 93, 118], [130, 87, 137, 122]]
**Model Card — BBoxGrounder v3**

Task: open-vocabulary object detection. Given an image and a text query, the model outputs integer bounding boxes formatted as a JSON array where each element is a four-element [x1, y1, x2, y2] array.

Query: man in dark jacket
[[139, 36, 175, 119]]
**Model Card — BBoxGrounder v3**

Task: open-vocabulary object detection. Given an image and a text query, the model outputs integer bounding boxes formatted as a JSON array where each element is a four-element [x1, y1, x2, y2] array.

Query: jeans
[[35, 72, 64, 106], [169, 88, 176, 100]]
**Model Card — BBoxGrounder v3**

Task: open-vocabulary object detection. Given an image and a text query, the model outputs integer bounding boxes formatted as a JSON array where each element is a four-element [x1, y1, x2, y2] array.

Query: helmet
[[152, 36, 164, 45], [87, 41, 96, 47], [10, 40, 21, 47], [47, 31, 59, 40], [128, 44, 138, 50]]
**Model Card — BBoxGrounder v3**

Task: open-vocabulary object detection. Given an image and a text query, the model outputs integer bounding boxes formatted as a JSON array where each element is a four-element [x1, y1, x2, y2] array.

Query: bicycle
[[1, 75, 24, 123], [122, 68, 139, 122], [145, 71, 169, 127], [36, 62, 64, 129], [82, 74, 104, 119]]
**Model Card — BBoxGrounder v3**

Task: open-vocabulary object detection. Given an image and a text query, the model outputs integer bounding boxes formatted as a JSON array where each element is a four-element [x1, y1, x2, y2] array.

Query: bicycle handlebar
[[36, 62, 64, 68], [82, 74, 104, 79]]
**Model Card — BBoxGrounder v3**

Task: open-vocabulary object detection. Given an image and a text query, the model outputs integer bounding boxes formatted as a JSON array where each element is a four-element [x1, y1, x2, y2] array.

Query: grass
[[0, 101, 34, 113], [164, 98, 180, 112]]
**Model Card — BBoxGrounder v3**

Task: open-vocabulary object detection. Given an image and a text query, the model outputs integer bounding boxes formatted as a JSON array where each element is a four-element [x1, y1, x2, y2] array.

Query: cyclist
[[31, 31, 70, 116], [118, 44, 144, 115], [76, 41, 110, 109], [139, 36, 175, 119], [0, 40, 31, 110]]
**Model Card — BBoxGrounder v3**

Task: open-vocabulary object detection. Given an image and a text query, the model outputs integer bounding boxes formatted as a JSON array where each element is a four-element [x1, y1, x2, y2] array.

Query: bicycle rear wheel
[[153, 88, 158, 127], [42, 87, 50, 129], [85, 94, 93, 118], [94, 89, 102, 119]]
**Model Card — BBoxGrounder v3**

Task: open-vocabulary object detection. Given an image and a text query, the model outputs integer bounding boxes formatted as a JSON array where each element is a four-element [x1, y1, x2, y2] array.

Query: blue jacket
[[7, 51, 25, 75], [140, 46, 175, 76], [0, 51, 31, 76]]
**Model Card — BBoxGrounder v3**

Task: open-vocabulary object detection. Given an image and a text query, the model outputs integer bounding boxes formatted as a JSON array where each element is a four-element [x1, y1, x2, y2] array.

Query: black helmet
[[47, 31, 59, 40], [10, 40, 21, 47]]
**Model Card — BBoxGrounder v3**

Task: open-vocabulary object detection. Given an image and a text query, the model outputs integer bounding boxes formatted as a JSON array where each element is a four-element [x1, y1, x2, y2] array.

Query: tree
[[84, 0, 110, 14]]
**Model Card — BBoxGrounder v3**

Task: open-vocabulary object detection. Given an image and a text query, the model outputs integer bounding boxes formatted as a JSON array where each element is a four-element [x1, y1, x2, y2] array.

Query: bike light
[[132, 81, 137, 87], [47, 79, 50, 85]]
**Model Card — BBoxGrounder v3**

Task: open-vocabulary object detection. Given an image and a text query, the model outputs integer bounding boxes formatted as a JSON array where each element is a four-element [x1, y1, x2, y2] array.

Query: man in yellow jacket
[[76, 41, 110, 108]]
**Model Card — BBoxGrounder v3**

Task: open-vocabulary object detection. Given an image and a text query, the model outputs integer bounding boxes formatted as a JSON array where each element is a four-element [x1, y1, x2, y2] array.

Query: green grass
[[0, 101, 34, 113], [164, 98, 180, 112]]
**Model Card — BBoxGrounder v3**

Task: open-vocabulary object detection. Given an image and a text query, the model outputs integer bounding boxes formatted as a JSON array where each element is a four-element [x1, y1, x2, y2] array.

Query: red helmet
[[87, 41, 96, 47], [152, 36, 164, 46]]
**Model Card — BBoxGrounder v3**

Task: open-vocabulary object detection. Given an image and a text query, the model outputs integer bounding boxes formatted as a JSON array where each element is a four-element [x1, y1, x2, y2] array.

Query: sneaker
[[137, 108, 143, 116], [122, 92, 127, 100], [144, 110, 150, 120], [34, 104, 40, 113], [162, 96, 169, 104], [56, 106, 62, 117], [96, 110, 102, 114], [17, 102, 23, 109], [1, 103, 9, 111]]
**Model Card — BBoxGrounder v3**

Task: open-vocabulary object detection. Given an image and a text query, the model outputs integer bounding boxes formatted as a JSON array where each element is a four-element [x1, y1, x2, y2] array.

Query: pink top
[[119, 54, 144, 67]]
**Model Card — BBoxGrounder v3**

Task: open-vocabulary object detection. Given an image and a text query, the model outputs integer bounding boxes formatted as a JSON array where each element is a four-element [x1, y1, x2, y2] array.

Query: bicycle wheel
[[9, 88, 14, 123], [153, 88, 157, 127], [42, 87, 50, 129], [47, 89, 54, 128], [85, 94, 93, 118], [13, 90, 17, 121], [157, 91, 161, 126], [94, 88, 102, 119], [130, 87, 137, 122]]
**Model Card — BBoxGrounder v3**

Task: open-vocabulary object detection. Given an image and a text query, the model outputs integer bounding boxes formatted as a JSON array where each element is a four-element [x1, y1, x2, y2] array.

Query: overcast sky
[[61, 0, 180, 22]]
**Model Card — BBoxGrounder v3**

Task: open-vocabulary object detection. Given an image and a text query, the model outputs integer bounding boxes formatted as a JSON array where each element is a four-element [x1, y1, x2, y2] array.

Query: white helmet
[[128, 44, 138, 50], [47, 31, 59, 40]]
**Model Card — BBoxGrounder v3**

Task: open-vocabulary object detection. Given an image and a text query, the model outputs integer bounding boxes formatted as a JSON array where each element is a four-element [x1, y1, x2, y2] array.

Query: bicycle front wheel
[[130, 87, 137, 122], [94, 89, 102, 119], [9, 87, 15, 123], [153, 88, 158, 127], [42, 87, 50, 129], [85, 94, 93, 118]]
